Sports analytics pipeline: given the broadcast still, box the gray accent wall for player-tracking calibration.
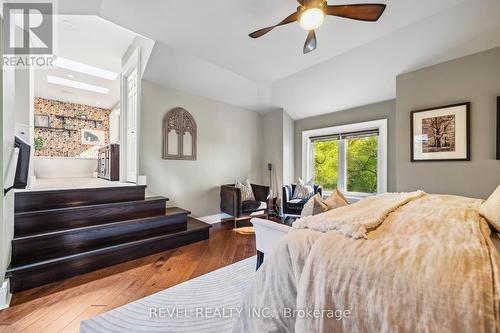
[396,47,500,199]
[294,100,397,191]
[140,80,264,217]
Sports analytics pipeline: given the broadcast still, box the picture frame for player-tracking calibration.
[34,114,50,127]
[497,96,500,160]
[410,102,470,162]
[81,129,105,145]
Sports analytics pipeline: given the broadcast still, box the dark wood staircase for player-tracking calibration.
[7,185,210,292]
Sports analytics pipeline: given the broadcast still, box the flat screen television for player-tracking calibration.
[4,136,31,194]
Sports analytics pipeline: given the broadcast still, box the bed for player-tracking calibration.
[234,191,500,333]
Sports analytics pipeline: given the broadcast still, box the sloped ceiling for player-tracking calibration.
[35,15,137,108]
[58,0,500,119]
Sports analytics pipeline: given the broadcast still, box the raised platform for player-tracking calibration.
[18,177,136,191]
[7,184,210,293]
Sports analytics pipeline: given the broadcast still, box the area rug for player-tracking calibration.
[81,256,256,333]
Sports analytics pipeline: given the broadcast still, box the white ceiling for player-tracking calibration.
[35,15,138,109]
[58,0,500,118]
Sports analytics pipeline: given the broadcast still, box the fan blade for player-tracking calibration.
[297,0,305,5]
[249,12,299,38]
[326,4,386,22]
[303,30,317,54]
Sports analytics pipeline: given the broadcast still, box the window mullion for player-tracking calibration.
[309,140,315,182]
[338,139,346,193]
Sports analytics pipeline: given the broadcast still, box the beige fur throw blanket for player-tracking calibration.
[234,194,500,333]
[293,190,425,238]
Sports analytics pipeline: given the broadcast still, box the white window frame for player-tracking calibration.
[302,119,387,202]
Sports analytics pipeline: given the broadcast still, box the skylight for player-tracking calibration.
[52,57,118,80]
[47,75,110,94]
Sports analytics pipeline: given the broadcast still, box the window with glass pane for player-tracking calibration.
[313,140,339,192]
[346,136,378,193]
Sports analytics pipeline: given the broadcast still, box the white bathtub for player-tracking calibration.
[33,156,98,179]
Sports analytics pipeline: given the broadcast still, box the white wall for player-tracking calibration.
[109,107,120,143]
[262,109,295,205]
[1,23,37,293]
[139,80,263,217]
[263,110,283,199]
[282,111,294,186]
[14,68,34,185]
[1,22,16,295]
[34,157,97,179]
[121,36,155,78]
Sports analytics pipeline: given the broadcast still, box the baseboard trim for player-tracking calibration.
[197,213,233,225]
[0,279,12,310]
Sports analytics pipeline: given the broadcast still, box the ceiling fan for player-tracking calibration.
[249,1,386,54]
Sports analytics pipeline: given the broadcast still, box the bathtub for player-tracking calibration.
[33,156,98,179]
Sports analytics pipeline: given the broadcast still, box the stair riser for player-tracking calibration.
[8,228,209,292]
[14,199,167,236]
[15,186,146,212]
[12,215,188,265]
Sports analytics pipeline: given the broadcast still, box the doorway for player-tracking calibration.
[120,49,141,183]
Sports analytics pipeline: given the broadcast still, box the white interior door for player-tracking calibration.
[120,48,141,184]
[125,70,138,183]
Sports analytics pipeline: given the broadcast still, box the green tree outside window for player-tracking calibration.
[313,140,339,192]
[313,136,377,194]
[346,136,377,193]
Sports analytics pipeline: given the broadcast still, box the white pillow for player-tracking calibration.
[292,178,314,200]
[236,179,255,201]
[479,185,500,232]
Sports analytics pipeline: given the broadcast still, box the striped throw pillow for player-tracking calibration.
[236,179,255,201]
[292,178,314,199]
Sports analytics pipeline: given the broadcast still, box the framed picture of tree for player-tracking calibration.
[410,102,470,162]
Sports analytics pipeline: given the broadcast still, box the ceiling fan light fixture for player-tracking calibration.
[248,2,387,54]
[299,7,325,30]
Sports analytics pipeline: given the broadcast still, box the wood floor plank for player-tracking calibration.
[10,275,122,333]
[0,222,256,332]
[58,305,106,333]
[38,274,131,333]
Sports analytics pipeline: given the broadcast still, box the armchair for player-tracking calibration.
[282,184,322,216]
[220,183,270,224]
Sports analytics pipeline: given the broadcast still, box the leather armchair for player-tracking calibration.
[282,184,322,216]
[220,183,270,219]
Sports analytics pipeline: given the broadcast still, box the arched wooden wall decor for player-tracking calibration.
[163,108,197,160]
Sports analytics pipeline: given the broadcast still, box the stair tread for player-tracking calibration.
[15,196,169,217]
[15,185,147,195]
[15,205,190,238]
[15,185,148,213]
[7,218,210,273]
[165,207,191,216]
[13,213,187,241]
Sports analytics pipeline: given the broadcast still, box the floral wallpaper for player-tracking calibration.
[34,97,112,157]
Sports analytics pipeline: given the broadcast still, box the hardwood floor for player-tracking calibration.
[0,222,255,333]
